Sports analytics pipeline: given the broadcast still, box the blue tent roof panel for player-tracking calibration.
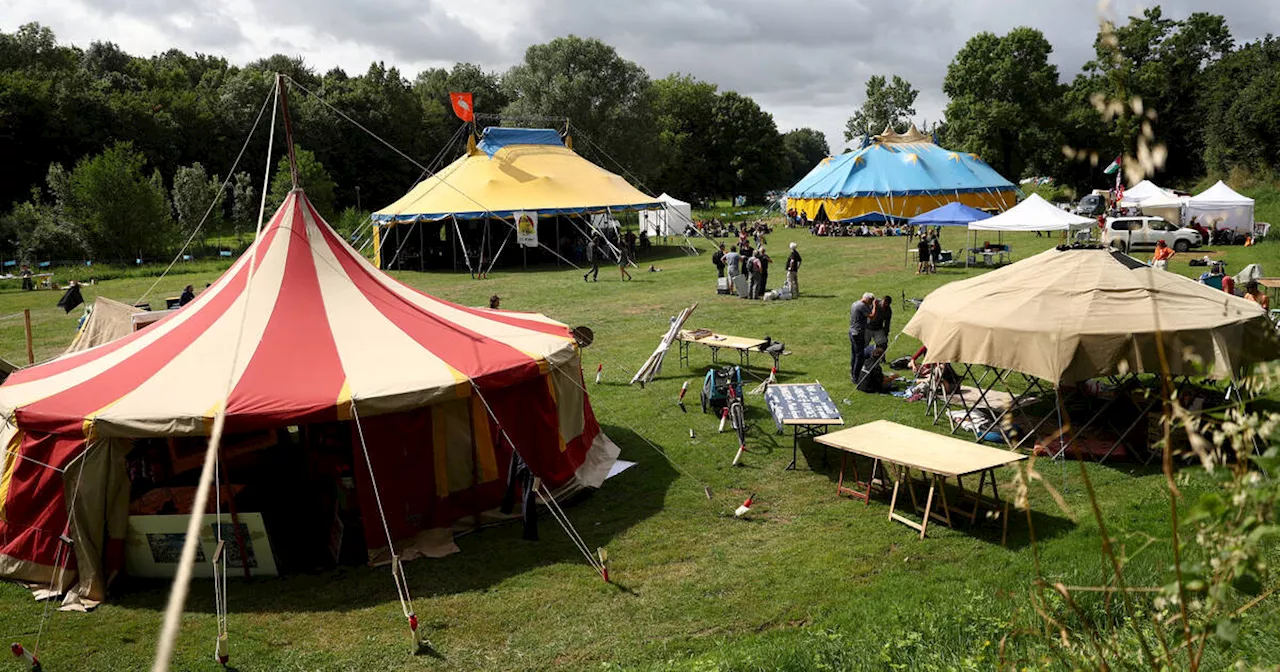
[786,140,1016,199]
[477,127,564,157]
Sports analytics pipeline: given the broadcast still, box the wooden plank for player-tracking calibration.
[816,420,1026,478]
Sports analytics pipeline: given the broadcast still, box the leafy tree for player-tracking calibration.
[267,145,337,221]
[502,36,658,184]
[63,141,174,260]
[171,162,223,241]
[941,28,1064,180]
[1076,8,1233,182]
[414,62,508,117]
[230,171,257,238]
[1202,36,1280,174]
[9,199,87,262]
[782,128,830,185]
[651,73,720,199]
[844,75,918,141]
[709,91,787,200]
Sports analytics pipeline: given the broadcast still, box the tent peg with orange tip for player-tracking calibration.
[10,643,41,672]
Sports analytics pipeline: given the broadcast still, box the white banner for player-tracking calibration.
[515,211,538,248]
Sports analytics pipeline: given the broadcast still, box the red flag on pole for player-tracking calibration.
[449,92,474,122]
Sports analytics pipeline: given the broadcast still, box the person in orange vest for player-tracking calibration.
[1150,240,1175,270]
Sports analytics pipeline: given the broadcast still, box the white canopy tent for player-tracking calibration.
[1185,181,1254,232]
[1120,180,1172,206]
[639,193,693,237]
[1122,181,1184,225]
[968,193,1095,232]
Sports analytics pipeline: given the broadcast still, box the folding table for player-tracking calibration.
[817,420,1026,540]
[677,330,767,369]
[763,382,843,470]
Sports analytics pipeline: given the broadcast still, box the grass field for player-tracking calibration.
[1,227,1278,671]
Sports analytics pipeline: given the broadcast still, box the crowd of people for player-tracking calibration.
[711,240,802,300]
[812,222,913,237]
[695,219,773,242]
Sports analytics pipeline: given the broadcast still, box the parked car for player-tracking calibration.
[1074,193,1108,217]
[1102,216,1202,253]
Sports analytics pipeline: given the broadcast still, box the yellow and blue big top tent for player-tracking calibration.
[787,125,1018,223]
[372,128,662,268]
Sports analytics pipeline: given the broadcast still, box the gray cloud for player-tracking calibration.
[3,0,1275,152]
[247,0,505,66]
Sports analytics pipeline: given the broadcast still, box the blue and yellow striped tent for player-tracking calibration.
[787,126,1018,223]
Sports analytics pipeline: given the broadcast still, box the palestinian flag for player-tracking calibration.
[1103,155,1121,175]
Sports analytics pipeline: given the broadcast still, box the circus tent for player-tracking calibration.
[786,126,1019,223]
[0,190,617,606]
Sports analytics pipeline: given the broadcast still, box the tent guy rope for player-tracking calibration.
[133,85,276,308]
[150,75,281,672]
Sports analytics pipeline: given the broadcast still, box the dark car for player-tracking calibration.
[1074,193,1107,217]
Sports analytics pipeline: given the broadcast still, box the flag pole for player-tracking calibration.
[276,73,299,189]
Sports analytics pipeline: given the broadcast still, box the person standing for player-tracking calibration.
[916,235,931,275]
[179,284,196,306]
[754,246,772,298]
[618,242,633,281]
[1151,239,1175,270]
[929,234,941,272]
[743,249,757,299]
[849,292,877,384]
[583,235,600,282]
[624,228,638,259]
[724,245,741,292]
[785,242,802,296]
[712,243,726,278]
[867,295,892,348]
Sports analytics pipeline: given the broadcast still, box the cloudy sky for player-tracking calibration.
[3,0,1275,152]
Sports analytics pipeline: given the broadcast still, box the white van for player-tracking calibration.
[1102,216,1202,253]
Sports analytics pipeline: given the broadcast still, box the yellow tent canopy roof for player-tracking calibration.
[374,127,662,223]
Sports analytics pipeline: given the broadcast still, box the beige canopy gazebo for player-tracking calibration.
[902,246,1280,459]
[904,246,1277,383]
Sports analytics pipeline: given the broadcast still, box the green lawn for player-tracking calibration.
[0,229,1277,671]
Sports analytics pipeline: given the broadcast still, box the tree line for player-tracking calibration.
[2,7,1278,263]
[845,8,1278,192]
[0,25,824,264]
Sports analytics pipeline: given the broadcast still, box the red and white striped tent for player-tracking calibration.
[0,190,617,606]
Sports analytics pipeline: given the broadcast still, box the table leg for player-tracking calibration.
[787,426,798,471]
[905,468,920,514]
[865,459,879,507]
[888,464,902,522]
[919,478,936,539]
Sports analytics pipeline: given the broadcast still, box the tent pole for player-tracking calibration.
[451,217,457,272]
[418,216,424,272]
[556,217,561,267]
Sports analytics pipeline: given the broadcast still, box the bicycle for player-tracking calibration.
[729,385,748,466]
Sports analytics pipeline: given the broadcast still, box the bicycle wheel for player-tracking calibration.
[731,401,746,447]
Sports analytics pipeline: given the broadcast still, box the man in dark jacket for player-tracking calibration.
[712,243,726,278]
[849,292,877,383]
[867,295,892,348]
